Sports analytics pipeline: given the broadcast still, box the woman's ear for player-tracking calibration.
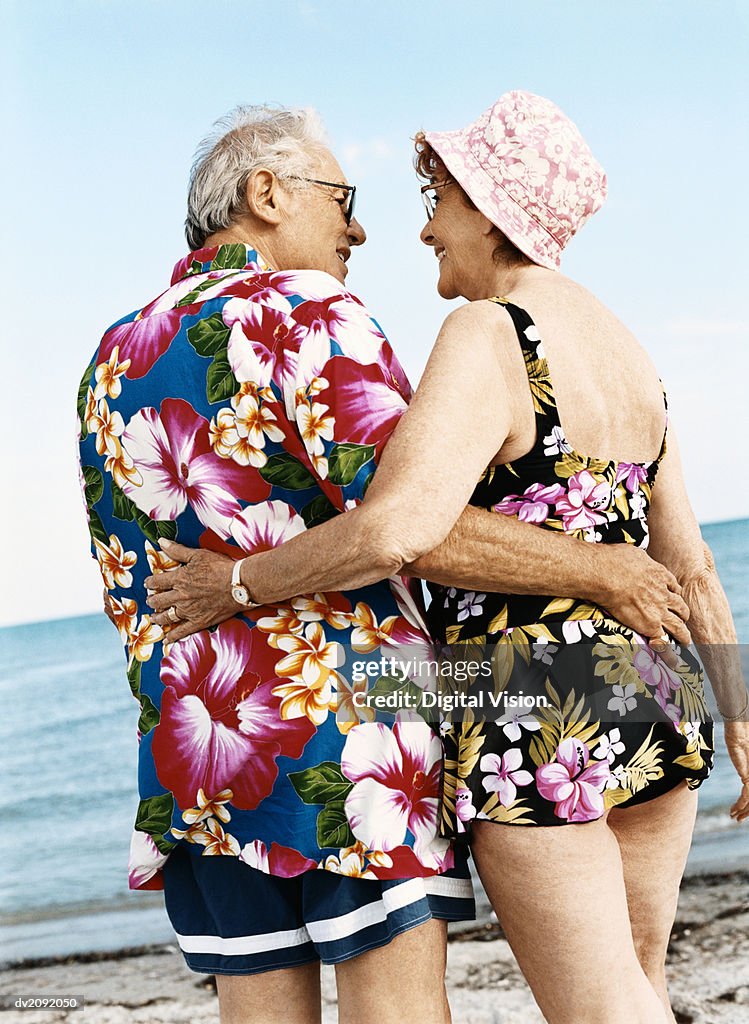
[244,168,284,225]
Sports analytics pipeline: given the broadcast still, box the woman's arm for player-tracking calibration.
[646,427,749,820]
[233,300,517,599]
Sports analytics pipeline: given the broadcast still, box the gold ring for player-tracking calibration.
[650,634,669,650]
[167,606,180,623]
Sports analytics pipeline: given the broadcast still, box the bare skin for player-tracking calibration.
[214,920,450,1024]
[471,781,697,1024]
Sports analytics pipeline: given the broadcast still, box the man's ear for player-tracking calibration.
[244,168,284,225]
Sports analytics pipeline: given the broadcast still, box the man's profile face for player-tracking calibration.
[280,148,366,284]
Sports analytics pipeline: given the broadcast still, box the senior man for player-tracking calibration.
[78,105,689,1024]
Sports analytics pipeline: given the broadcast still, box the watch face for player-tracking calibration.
[232,584,250,605]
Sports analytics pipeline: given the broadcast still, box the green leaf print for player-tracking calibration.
[300,494,339,529]
[316,800,355,849]
[87,508,109,545]
[77,360,95,438]
[186,313,231,356]
[127,658,142,700]
[83,465,104,506]
[133,510,178,544]
[137,693,160,735]
[260,453,316,490]
[111,481,137,521]
[135,793,176,853]
[206,354,240,404]
[210,243,249,270]
[327,443,376,486]
[289,761,353,805]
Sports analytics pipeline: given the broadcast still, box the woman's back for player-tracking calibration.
[426,286,669,640]
[490,276,666,470]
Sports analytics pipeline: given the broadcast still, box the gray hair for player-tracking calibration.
[185,104,329,250]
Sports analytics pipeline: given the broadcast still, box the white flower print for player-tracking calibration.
[561,618,598,643]
[629,491,647,521]
[594,728,626,764]
[443,586,458,609]
[532,639,558,665]
[543,425,573,456]
[457,592,485,622]
[608,683,638,717]
[494,709,541,742]
[606,764,629,790]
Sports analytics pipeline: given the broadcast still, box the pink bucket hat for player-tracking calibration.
[423,91,607,270]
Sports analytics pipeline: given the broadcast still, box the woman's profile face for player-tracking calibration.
[419,181,495,300]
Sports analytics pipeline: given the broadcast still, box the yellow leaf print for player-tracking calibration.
[616,725,665,794]
[479,792,536,825]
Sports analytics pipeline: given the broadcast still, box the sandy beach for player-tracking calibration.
[1,870,746,1024]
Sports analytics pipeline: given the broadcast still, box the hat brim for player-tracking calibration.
[424,127,561,271]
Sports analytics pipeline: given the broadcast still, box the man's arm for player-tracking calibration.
[402,504,691,644]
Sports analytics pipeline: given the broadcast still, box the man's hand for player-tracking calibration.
[144,540,242,642]
[103,588,117,628]
[726,720,749,823]
[594,544,691,646]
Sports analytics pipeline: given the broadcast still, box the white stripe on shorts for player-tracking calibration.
[173,876,439,956]
[305,877,425,944]
[175,924,311,956]
[423,874,474,899]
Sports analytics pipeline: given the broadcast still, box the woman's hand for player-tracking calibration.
[725,719,749,822]
[144,540,242,642]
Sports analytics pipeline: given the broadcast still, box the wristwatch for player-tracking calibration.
[231,557,259,608]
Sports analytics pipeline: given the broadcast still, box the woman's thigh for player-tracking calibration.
[470,817,669,1024]
[606,780,698,969]
[215,962,322,1024]
[335,918,450,1024]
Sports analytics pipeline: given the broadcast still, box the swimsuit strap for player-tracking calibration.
[487,297,562,433]
[489,297,670,471]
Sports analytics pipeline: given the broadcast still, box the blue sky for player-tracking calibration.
[2,0,747,625]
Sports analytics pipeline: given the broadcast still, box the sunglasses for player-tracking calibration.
[420,180,449,220]
[296,177,357,225]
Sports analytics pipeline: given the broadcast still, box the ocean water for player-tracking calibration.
[1,518,747,964]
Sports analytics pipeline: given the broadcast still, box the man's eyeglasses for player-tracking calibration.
[421,181,449,220]
[296,177,357,225]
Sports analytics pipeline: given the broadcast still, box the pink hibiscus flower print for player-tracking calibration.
[120,398,270,538]
[99,277,208,379]
[494,482,565,524]
[480,749,534,806]
[536,737,611,822]
[455,787,478,833]
[632,644,683,724]
[239,840,317,877]
[615,462,650,493]
[315,357,409,452]
[152,619,315,812]
[341,718,443,866]
[224,298,305,405]
[554,470,611,532]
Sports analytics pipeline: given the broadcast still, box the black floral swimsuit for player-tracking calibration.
[426,298,714,838]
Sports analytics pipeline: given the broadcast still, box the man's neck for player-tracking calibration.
[202,226,273,268]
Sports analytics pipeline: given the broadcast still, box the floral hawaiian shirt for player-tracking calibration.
[77,243,453,890]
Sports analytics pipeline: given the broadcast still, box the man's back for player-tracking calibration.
[78,242,451,890]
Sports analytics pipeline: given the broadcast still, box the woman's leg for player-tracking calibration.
[335,918,451,1024]
[470,816,670,1024]
[606,780,698,1023]
[215,963,322,1024]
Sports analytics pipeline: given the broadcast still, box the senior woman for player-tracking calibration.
[148,92,749,1024]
